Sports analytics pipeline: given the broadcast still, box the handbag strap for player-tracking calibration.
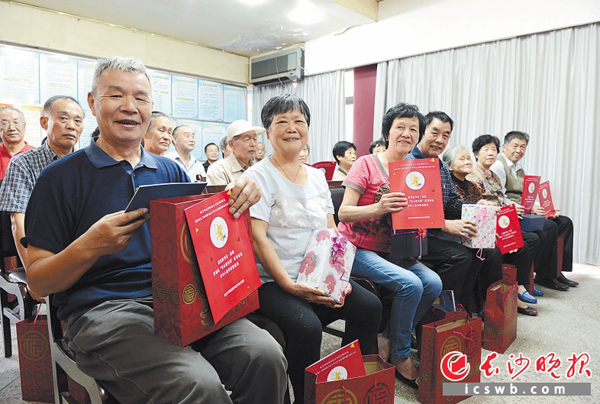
[452,325,476,343]
[475,248,485,261]
[32,303,42,325]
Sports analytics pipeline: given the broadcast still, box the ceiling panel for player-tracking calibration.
[16,0,376,56]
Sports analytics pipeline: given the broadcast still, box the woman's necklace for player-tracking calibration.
[271,155,302,183]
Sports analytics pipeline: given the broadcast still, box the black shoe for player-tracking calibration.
[557,274,579,287]
[534,277,569,291]
[518,306,538,316]
[395,369,418,389]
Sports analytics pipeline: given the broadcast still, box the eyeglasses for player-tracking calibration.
[0,120,24,128]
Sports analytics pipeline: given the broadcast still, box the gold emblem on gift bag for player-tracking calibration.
[168,287,180,307]
[440,335,462,359]
[20,330,49,362]
[180,223,193,264]
[154,282,167,302]
[322,388,357,404]
[199,308,212,326]
[182,284,197,305]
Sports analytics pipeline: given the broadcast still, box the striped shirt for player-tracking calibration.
[0,138,60,214]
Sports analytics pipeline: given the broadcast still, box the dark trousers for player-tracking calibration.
[531,219,559,280]
[505,230,540,285]
[476,233,536,303]
[553,215,574,272]
[257,279,381,403]
[419,234,481,308]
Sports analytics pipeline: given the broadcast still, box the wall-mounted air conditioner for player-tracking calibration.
[250,47,304,86]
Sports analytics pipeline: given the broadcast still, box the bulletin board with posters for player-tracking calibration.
[0,43,252,161]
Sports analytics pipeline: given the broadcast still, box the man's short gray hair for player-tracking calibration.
[441,145,470,170]
[43,96,84,118]
[0,106,26,127]
[147,111,170,132]
[91,56,151,95]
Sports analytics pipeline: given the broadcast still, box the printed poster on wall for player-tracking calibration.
[223,85,245,123]
[174,119,204,161]
[172,75,198,118]
[202,122,228,159]
[40,53,78,101]
[149,70,172,116]
[0,45,40,105]
[77,115,98,150]
[19,105,43,147]
[198,79,222,121]
[246,86,254,125]
[77,59,96,111]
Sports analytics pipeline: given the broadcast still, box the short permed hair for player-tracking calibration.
[472,135,500,160]
[369,138,386,154]
[381,103,424,147]
[261,94,311,130]
[332,141,356,164]
[441,145,469,169]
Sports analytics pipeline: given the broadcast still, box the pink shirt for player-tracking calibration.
[331,168,347,181]
[337,154,393,253]
[0,142,34,178]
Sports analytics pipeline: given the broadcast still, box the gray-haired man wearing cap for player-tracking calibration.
[207,120,264,186]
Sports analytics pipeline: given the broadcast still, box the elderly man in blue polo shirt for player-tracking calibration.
[23,56,287,404]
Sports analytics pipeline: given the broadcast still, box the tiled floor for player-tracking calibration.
[2,263,599,403]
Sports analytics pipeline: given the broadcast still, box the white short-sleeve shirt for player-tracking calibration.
[244,158,334,283]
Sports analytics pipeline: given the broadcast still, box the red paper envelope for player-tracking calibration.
[184,191,262,324]
[310,161,337,180]
[305,340,366,383]
[496,205,525,254]
[521,175,540,213]
[389,158,445,230]
[538,181,556,218]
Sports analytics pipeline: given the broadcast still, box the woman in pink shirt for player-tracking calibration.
[338,103,442,388]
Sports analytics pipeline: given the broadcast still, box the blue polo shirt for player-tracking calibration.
[24,140,189,320]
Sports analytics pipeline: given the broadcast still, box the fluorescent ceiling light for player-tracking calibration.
[238,0,269,6]
[288,0,324,25]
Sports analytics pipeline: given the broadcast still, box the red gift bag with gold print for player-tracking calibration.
[418,311,482,404]
[17,315,54,403]
[150,195,259,347]
[483,280,518,353]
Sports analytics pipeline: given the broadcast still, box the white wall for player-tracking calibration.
[305,0,600,75]
[0,2,248,84]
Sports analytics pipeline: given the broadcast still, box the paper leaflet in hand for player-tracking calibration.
[521,175,540,214]
[389,158,445,230]
[184,191,261,324]
[538,181,556,218]
[496,205,525,254]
